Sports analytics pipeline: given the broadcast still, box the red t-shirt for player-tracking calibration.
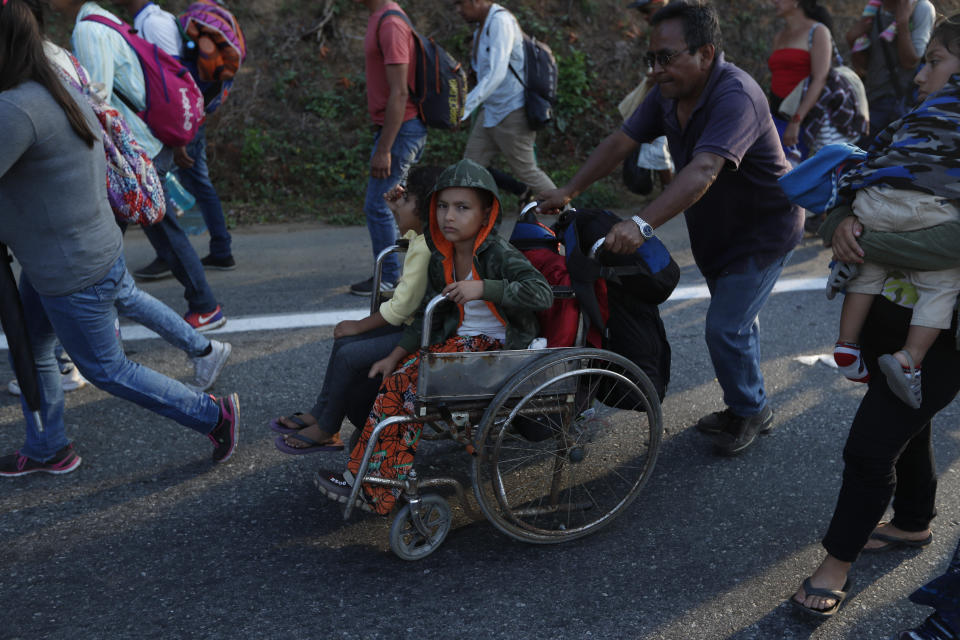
[364,3,419,125]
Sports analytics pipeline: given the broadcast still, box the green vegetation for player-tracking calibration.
[46,0,960,225]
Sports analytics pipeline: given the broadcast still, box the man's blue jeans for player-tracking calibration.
[17,255,220,462]
[363,118,427,283]
[703,251,793,417]
[143,149,219,313]
[176,124,232,260]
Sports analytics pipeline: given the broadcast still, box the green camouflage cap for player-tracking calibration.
[433,159,500,201]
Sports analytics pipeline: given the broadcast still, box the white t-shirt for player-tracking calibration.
[456,272,506,341]
[133,2,183,57]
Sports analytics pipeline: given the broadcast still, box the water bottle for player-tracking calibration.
[163,171,207,235]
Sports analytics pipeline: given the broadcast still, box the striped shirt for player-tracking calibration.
[72,2,162,158]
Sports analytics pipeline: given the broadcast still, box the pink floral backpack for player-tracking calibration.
[54,52,166,226]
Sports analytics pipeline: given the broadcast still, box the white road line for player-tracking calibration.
[0,276,828,349]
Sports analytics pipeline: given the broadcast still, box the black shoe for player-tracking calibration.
[710,406,775,456]
[696,406,774,436]
[0,444,82,477]
[350,277,374,296]
[898,613,959,640]
[133,258,172,280]
[349,277,396,297]
[200,254,236,270]
[695,408,737,435]
[314,470,373,512]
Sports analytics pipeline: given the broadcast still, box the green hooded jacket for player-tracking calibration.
[397,159,554,353]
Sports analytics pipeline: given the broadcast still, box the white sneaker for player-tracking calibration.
[7,367,88,396]
[188,340,232,392]
[61,366,87,391]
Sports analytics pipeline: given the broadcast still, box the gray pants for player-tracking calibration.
[464,107,556,195]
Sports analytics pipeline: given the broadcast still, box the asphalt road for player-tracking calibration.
[2,216,958,640]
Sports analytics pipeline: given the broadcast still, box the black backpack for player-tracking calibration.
[558,209,679,331]
[378,10,468,131]
[558,209,676,403]
[512,34,558,130]
[486,9,558,130]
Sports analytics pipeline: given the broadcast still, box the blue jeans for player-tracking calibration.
[114,274,209,358]
[176,124,232,259]
[703,251,792,417]
[17,255,220,462]
[143,150,219,314]
[363,118,427,283]
[309,324,402,433]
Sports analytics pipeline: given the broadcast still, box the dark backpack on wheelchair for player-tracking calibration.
[556,209,676,405]
[510,208,676,423]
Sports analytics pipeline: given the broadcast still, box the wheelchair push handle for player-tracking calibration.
[421,294,451,350]
[588,237,606,261]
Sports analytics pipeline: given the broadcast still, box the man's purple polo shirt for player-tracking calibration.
[623,53,803,278]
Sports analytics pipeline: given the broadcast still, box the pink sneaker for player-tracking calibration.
[208,393,239,463]
[0,444,81,477]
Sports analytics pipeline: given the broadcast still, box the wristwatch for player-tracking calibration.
[631,215,654,239]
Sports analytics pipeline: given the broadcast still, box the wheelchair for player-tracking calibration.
[345,231,663,561]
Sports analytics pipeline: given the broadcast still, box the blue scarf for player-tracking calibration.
[841,74,960,202]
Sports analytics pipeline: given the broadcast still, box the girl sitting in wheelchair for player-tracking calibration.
[315,159,554,515]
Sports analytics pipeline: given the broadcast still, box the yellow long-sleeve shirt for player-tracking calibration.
[379,230,430,326]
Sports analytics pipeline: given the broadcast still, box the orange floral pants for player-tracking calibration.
[346,334,502,515]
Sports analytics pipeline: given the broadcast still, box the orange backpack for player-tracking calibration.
[179,0,246,85]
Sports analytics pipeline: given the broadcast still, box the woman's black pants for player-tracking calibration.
[822,297,960,563]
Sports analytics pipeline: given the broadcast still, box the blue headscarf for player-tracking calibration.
[840,73,960,202]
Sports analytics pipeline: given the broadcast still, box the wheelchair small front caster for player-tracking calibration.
[389,494,452,560]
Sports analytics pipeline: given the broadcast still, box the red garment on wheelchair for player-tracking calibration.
[522,248,606,348]
[346,334,502,515]
[522,248,671,401]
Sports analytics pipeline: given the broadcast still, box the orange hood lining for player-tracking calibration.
[428,191,506,330]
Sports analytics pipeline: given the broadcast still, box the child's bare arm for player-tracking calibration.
[441,280,484,305]
[334,312,389,339]
[369,345,410,379]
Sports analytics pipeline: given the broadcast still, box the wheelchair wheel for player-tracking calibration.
[389,494,452,561]
[471,348,662,544]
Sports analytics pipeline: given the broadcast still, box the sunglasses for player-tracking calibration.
[643,48,693,69]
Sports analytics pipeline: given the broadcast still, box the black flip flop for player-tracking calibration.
[790,577,852,618]
[269,412,314,435]
[864,530,933,553]
[274,432,344,455]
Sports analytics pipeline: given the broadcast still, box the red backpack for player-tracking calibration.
[82,14,205,147]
